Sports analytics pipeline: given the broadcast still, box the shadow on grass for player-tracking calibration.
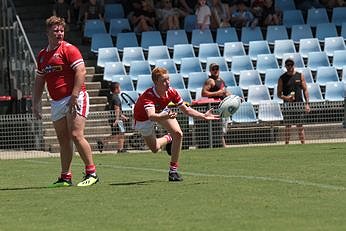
[0,186,52,191]
[109,179,162,186]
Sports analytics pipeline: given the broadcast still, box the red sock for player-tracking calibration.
[164,134,172,143]
[169,162,178,172]
[61,172,72,181]
[85,164,96,175]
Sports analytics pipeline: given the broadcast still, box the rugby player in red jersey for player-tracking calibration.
[133,67,219,181]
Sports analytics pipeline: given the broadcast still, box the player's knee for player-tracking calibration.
[171,130,183,141]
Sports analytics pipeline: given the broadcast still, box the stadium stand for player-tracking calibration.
[231,102,258,123]
[97,47,120,68]
[215,27,238,48]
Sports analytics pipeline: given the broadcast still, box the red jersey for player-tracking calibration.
[134,87,183,121]
[36,41,86,100]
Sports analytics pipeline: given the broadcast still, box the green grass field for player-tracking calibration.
[1,143,346,231]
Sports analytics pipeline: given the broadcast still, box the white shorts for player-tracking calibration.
[51,91,90,122]
[134,120,155,137]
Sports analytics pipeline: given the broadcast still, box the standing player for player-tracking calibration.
[133,67,220,181]
[32,16,99,187]
[277,58,310,144]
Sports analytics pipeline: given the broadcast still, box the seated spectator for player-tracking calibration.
[53,0,71,30]
[320,0,344,9]
[130,0,156,33]
[210,0,231,30]
[195,0,211,30]
[178,0,198,14]
[251,0,281,27]
[294,0,324,11]
[156,0,187,32]
[231,0,258,28]
[84,0,103,21]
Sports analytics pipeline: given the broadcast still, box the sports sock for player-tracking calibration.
[169,162,178,172]
[164,134,172,143]
[61,172,72,181]
[85,164,96,176]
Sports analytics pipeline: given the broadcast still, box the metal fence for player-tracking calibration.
[0,100,345,160]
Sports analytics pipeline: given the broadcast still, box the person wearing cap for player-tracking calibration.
[277,58,310,144]
[202,63,231,147]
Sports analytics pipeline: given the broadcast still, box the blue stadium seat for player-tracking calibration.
[306,83,324,102]
[296,67,314,83]
[299,38,321,59]
[342,66,346,83]
[172,44,195,65]
[223,42,246,62]
[247,85,271,105]
[191,29,214,48]
[215,27,238,47]
[112,75,135,91]
[165,29,189,50]
[258,101,284,122]
[306,8,329,27]
[187,71,208,93]
[147,45,170,66]
[109,18,131,37]
[273,39,296,59]
[91,33,113,53]
[104,4,125,23]
[198,43,221,64]
[128,60,151,81]
[241,26,263,46]
[307,51,330,71]
[121,47,145,67]
[282,53,305,68]
[283,10,305,28]
[227,86,244,98]
[231,55,254,75]
[97,47,120,68]
[103,62,126,81]
[341,22,346,41]
[155,59,177,74]
[83,19,106,39]
[264,68,285,89]
[332,50,346,71]
[120,90,139,111]
[324,82,345,101]
[315,23,338,43]
[332,7,346,26]
[248,40,271,61]
[206,57,229,72]
[116,32,138,52]
[141,31,164,51]
[324,36,346,57]
[184,14,197,33]
[272,84,283,103]
[315,66,339,86]
[179,57,202,78]
[136,74,153,93]
[169,73,186,89]
[255,54,279,74]
[219,71,236,87]
[176,88,193,105]
[238,70,262,90]
[232,102,258,123]
[275,0,296,11]
[291,24,313,44]
[266,25,289,45]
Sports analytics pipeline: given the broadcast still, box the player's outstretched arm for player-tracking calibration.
[180,104,220,120]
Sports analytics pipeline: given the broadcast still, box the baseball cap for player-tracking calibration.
[284,58,295,66]
[209,63,219,70]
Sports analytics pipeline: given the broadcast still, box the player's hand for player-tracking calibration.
[32,104,42,120]
[167,110,177,119]
[68,95,79,114]
[204,108,220,120]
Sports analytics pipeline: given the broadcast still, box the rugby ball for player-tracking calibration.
[218,95,241,118]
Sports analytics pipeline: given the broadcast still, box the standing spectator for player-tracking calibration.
[133,67,220,181]
[156,0,187,32]
[130,0,156,33]
[32,16,99,187]
[277,59,310,144]
[97,82,128,153]
[195,0,211,30]
[53,0,71,31]
[84,0,103,21]
[210,0,231,30]
[201,63,231,147]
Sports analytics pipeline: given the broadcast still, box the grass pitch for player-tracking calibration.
[1,143,346,231]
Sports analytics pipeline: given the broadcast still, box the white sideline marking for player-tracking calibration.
[26,160,346,191]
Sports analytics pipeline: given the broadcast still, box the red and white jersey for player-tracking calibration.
[36,41,86,100]
[134,87,183,121]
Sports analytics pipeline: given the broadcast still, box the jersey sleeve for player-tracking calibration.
[64,43,84,70]
[171,88,184,106]
[35,50,45,77]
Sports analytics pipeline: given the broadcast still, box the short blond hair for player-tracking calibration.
[46,16,65,30]
[151,67,168,83]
